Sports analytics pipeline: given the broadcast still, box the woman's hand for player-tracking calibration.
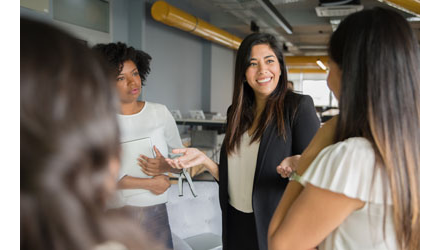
[165,148,209,170]
[145,174,170,195]
[277,155,301,178]
[165,147,220,181]
[138,146,172,176]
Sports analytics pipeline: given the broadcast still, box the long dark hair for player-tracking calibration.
[20,19,156,250]
[225,33,288,154]
[329,8,419,249]
[92,42,152,85]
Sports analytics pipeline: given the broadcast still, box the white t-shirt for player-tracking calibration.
[302,137,398,250]
[227,132,260,213]
[116,102,183,207]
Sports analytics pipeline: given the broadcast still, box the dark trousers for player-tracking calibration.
[226,203,260,250]
[116,203,174,250]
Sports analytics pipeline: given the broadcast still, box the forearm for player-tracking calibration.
[118,175,151,190]
[268,181,304,242]
[203,157,219,181]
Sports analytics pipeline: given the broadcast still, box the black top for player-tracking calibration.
[218,92,320,250]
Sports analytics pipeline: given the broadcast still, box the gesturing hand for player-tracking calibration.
[147,174,171,195]
[165,148,209,170]
[276,155,301,178]
[138,146,171,176]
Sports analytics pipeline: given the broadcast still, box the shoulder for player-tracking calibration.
[284,92,314,108]
[284,92,314,111]
[143,101,171,114]
[302,137,388,203]
[284,92,317,124]
[316,137,374,163]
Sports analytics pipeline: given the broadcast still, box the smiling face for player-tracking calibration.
[116,60,142,104]
[245,44,281,100]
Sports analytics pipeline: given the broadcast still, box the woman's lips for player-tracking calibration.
[130,88,139,94]
[256,77,272,85]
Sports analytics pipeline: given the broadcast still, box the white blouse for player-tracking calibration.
[302,137,398,250]
[115,102,183,207]
[227,132,260,213]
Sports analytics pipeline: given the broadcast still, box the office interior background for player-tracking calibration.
[18,1,432,249]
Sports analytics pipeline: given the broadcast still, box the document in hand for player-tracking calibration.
[118,137,167,206]
[120,137,155,178]
[120,137,155,198]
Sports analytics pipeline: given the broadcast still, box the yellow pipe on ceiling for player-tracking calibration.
[151,0,242,50]
[382,0,420,15]
[285,56,329,68]
[288,68,328,74]
[151,2,330,69]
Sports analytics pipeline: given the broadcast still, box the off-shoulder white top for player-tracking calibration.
[302,137,398,250]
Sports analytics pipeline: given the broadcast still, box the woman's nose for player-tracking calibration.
[258,64,268,74]
[127,76,135,85]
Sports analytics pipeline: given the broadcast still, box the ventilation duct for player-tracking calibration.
[315,0,363,17]
[151,0,242,50]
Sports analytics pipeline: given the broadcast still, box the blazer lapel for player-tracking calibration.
[253,123,276,185]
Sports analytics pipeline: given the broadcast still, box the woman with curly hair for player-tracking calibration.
[93,42,183,249]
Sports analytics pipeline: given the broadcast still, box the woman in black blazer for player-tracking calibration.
[167,33,320,250]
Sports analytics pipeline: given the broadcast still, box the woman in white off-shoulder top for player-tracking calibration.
[268,7,419,250]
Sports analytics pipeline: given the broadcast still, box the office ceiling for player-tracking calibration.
[179,0,420,56]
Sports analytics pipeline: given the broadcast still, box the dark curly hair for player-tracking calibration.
[93,42,152,85]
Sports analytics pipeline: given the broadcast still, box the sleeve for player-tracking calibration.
[291,95,320,154]
[162,105,184,158]
[118,173,127,181]
[301,138,391,204]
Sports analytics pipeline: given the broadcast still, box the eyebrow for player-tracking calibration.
[118,68,138,76]
[250,55,275,61]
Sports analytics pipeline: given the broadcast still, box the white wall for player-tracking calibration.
[111,0,236,116]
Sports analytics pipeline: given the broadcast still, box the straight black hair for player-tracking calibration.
[225,32,293,154]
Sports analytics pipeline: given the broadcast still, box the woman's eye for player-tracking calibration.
[249,62,257,67]
[267,59,274,64]
[133,72,139,76]
[117,77,124,81]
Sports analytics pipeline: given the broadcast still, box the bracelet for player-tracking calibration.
[289,170,303,183]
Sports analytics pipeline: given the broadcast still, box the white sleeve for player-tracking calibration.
[161,105,184,157]
[301,137,391,204]
[118,173,127,181]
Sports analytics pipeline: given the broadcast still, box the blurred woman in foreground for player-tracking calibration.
[21,18,161,250]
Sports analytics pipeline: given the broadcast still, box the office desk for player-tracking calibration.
[175,118,226,127]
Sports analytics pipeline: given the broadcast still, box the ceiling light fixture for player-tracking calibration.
[316,59,327,71]
[256,0,293,35]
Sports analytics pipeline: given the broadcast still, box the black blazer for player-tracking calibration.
[218,92,320,250]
